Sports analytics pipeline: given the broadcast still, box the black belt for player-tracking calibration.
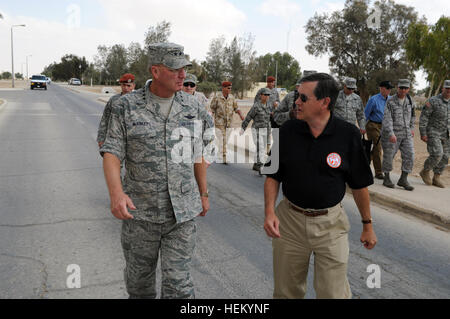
[369,120,382,124]
[288,202,328,217]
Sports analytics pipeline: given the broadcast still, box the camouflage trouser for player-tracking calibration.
[251,127,271,164]
[424,136,450,174]
[215,125,231,162]
[121,217,196,299]
[381,135,414,173]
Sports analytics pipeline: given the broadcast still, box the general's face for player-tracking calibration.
[442,87,450,99]
[182,82,196,95]
[397,86,410,99]
[120,82,135,94]
[295,81,322,121]
[153,64,186,93]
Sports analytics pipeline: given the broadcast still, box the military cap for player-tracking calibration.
[398,79,410,88]
[260,88,271,95]
[267,76,276,83]
[379,81,394,89]
[184,73,197,84]
[302,70,317,78]
[444,80,450,88]
[344,77,357,89]
[148,42,192,69]
[222,81,232,87]
[119,73,135,83]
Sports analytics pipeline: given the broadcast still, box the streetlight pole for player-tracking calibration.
[11,24,26,88]
[26,55,32,82]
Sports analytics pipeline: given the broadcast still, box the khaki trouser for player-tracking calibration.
[272,198,351,299]
[366,121,382,175]
[215,125,230,163]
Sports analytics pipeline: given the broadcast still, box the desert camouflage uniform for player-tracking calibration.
[381,95,415,173]
[333,90,366,129]
[97,94,122,144]
[100,84,214,299]
[210,92,240,162]
[242,100,271,164]
[419,93,450,174]
[273,90,297,126]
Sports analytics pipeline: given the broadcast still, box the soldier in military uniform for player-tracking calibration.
[241,88,272,172]
[182,73,208,108]
[381,79,416,191]
[100,43,215,299]
[334,77,366,134]
[273,71,317,126]
[209,81,244,164]
[97,73,136,148]
[419,80,450,188]
[254,76,280,128]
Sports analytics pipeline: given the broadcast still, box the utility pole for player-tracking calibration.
[26,55,32,81]
[11,24,26,88]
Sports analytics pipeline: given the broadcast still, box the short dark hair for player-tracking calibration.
[299,73,339,111]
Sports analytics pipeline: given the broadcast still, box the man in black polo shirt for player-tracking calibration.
[263,73,377,299]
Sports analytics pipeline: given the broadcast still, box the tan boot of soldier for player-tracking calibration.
[420,169,432,185]
[432,174,445,188]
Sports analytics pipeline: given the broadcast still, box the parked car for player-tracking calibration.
[30,75,47,90]
[68,78,81,85]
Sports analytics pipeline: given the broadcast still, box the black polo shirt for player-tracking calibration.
[265,114,373,209]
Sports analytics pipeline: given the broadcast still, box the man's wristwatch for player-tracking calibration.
[362,218,372,224]
[200,191,209,198]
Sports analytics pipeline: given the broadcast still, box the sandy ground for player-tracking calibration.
[0,79,29,89]
[231,106,450,185]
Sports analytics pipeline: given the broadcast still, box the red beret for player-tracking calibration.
[119,73,135,83]
[267,76,275,82]
[222,81,232,87]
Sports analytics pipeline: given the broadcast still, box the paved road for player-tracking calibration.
[0,85,449,299]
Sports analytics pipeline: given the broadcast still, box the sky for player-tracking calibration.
[0,0,448,89]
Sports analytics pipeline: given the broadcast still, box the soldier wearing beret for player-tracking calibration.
[209,81,244,164]
[241,87,272,173]
[334,77,366,135]
[100,42,215,299]
[97,73,136,148]
[381,79,416,191]
[419,80,450,188]
[255,76,281,128]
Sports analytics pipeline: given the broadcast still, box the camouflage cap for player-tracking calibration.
[302,70,317,78]
[260,88,271,95]
[344,77,357,89]
[184,73,197,84]
[398,79,410,88]
[444,80,450,88]
[148,42,192,69]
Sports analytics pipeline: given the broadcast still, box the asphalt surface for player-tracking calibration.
[0,84,449,299]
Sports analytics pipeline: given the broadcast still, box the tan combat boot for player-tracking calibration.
[420,169,432,185]
[432,174,445,188]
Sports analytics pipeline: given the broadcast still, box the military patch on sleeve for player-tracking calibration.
[184,115,195,119]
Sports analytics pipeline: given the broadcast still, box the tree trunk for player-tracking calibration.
[428,73,435,99]
[434,77,444,96]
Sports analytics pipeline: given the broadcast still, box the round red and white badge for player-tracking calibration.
[327,153,342,168]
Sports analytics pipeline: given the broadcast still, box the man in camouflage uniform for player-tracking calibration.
[419,80,450,188]
[97,73,136,148]
[241,88,272,172]
[273,71,317,126]
[334,77,366,134]
[100,43,215,299]
[182,73,208,108]
[254,76,280,128]
[209,81,244,164]
[381,79,416,191]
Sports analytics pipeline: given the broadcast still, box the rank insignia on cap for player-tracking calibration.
[327,153,342,168]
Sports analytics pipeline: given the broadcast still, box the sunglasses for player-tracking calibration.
[398,87,409,90]
[183,83,196,88]
[263,94,270,96]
